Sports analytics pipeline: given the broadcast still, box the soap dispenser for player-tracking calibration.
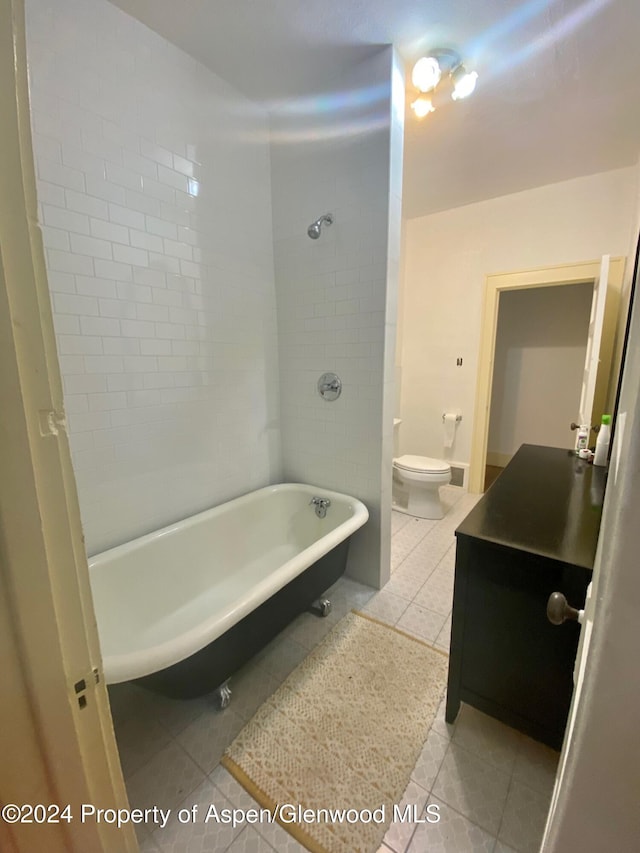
[593,414,611,467]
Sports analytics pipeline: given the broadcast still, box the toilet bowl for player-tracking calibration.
[393,455,451,519]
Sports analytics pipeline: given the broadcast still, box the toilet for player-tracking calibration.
[393,455,451,519]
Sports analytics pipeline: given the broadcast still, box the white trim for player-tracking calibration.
[578,255,610,424]
[469,258,625,494]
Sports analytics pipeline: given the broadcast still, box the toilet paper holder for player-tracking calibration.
[442,413,462,422]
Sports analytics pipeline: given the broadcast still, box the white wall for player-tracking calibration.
[271,47,403,587]
[398,167,638,467]
[26,0,280,554]
[488,283,593,460]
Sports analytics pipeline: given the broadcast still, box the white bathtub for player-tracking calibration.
[89,483,368,693]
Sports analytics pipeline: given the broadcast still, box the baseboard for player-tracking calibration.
[486,451,512,468]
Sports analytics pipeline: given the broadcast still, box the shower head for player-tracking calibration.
[307,213,334,240]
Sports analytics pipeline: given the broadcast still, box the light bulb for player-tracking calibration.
[451,69,478,101]
[410,97,435,119]
[411,57,441,93]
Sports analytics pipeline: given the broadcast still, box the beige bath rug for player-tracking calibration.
[222,610,448,853]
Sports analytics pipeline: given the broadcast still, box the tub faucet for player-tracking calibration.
[310,496,331,518]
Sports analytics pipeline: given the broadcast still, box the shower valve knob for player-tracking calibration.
[317,372,341,401]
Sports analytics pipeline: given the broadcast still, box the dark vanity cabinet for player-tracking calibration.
[446,445,606,749]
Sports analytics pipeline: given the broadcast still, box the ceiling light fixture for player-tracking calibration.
[410,97,436,118]
[410,49,478,118]
[451,66,478,101]
[411,56,441,93]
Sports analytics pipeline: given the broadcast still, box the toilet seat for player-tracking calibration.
[394,455,450,475]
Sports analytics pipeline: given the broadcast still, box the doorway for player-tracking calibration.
[469,258,625,494]
[485,282,594,487]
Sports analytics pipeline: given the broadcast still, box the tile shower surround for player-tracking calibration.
[26,0,280,554]
[270,47,403,585]
[111,488,559,853]
[27,0,401,590]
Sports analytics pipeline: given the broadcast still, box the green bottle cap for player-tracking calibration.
[601,414,611,425]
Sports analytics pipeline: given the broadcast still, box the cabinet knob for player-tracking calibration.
[547,591,584,625]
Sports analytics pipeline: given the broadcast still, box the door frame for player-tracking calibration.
[469,257,625,493]
[0,2,135,850]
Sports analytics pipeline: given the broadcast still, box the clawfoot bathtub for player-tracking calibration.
[89,483,368,701]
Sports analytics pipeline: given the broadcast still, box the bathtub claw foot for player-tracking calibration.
[215,681,232,710]
[309,597,332,618]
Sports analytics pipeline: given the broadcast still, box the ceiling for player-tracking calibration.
[110,0,640,218]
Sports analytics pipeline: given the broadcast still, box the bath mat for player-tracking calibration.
[222,610,448,853]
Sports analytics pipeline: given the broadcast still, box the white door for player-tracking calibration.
[0,4,137,850]
[541,248,640,850]
[576,254,610,437]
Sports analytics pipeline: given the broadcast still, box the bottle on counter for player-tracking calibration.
[575,423,590,455]
[593,414,612,467]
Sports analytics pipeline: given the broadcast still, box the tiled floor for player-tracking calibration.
[109,485,559,853]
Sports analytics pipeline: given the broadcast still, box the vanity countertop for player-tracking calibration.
[457,444,606,570]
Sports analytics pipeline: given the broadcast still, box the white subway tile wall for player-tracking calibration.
[270,48,403,585]
[26,0,280,554]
